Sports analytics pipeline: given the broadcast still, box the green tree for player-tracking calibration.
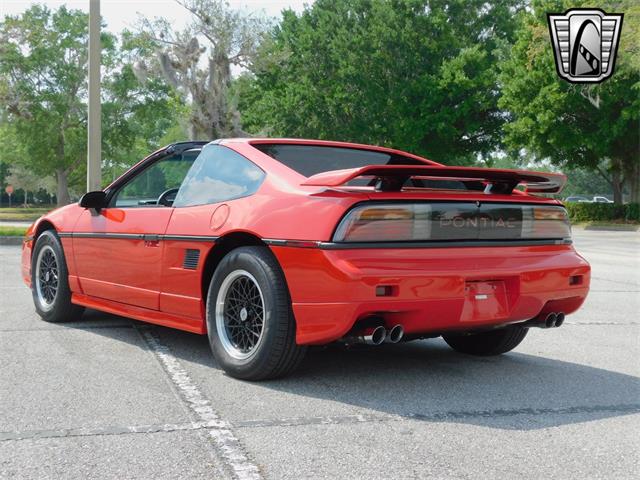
[240,0,525,165]
[561,164,613,199]
[499,0,640,203]
[6,164,55,207]
[0,121,17,201]
[101,61,184,183]
[0,5,180,206]
[0,5,102,205]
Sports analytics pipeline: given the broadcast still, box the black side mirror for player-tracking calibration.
[79,191,107,210]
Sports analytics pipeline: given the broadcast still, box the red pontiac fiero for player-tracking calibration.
[22,139,590,380]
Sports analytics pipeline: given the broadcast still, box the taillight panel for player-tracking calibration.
[333,202,571,243]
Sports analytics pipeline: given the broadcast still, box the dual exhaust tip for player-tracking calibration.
[345,324,404,346]
[523,312,566,329]
[544,312,565,328]
[348,311,566,342]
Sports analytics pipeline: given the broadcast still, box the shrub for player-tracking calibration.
[626,203,640,222]
[0,226,28,236]
[564,202,640,223]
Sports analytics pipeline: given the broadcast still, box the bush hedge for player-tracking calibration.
[0,226,28,236]
[564,202,640,223]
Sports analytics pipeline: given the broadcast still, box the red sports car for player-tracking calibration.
[22,139,590,380]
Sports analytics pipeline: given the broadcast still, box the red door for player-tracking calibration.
[71,145,200,310]
[72,207,173,310]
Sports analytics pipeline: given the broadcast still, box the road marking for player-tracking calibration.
[0,420,220,442]
[234,413,392,429]
[234,403,640,429]
[591,276,640,287]
[138,328,262,480]
[565,321,640,326]
[0,324,133,332]
[4,403,638,443]
[589,290,640,293]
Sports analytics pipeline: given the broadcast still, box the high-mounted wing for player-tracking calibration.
[301,165,566,194]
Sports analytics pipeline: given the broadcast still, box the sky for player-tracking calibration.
[0,0,312,32]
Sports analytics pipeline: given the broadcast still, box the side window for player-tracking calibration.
[111,150,199,207]
[172,145,265,208]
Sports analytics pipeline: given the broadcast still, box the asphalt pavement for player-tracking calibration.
[1,229,639,479]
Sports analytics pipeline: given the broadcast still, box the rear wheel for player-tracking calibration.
[31,230,84,323]
[206,246,306,380]
[442,325,528,356]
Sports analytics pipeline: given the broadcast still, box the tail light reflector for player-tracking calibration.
[333,203,571,243]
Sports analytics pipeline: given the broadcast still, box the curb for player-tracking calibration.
[0,237,24,246]
[582,225,639,232]
[0,221,33,228]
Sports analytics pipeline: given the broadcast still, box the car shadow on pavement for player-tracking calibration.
[74,309,640,432]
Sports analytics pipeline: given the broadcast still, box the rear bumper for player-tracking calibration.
[271,244,590,345]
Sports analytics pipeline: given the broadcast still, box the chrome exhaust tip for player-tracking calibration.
[545,313,557,328]
[554,312,565,327]
[366,326,387,345]
[343,325,387,345]
[385,324,404,344]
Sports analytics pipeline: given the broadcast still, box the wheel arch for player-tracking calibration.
[32,220,57,249]
[200,231,269,304]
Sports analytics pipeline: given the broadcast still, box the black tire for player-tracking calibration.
[206,246,306,380]
[442,325,528,356]
[31,230,85,323]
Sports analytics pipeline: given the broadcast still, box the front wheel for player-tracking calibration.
[442,325,528,356]
[31,230,85,323]
[206,246,306,380]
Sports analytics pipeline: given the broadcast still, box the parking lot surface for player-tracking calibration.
[1,229,639,479]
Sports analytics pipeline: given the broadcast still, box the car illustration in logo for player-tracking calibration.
[547,8,623,83]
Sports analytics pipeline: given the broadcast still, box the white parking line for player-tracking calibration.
[138,328,263,480]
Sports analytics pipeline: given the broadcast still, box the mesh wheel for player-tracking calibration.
[31,230,84,323]
[206,246,306,380]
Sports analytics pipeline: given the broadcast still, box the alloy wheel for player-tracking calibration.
[215,269,266,360]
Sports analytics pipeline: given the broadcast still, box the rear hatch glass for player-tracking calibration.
[253,143,475,191]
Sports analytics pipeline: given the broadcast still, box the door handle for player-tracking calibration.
[143,234,160,247]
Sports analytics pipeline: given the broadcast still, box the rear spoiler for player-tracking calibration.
[301,165,566,194]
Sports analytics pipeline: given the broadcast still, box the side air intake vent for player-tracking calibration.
[183,249,200,270]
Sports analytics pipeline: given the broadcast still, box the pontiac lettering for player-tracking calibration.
[440,216,518,228]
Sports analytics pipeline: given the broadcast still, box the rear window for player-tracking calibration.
[253,143,473,190]
[253,144,425,177]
